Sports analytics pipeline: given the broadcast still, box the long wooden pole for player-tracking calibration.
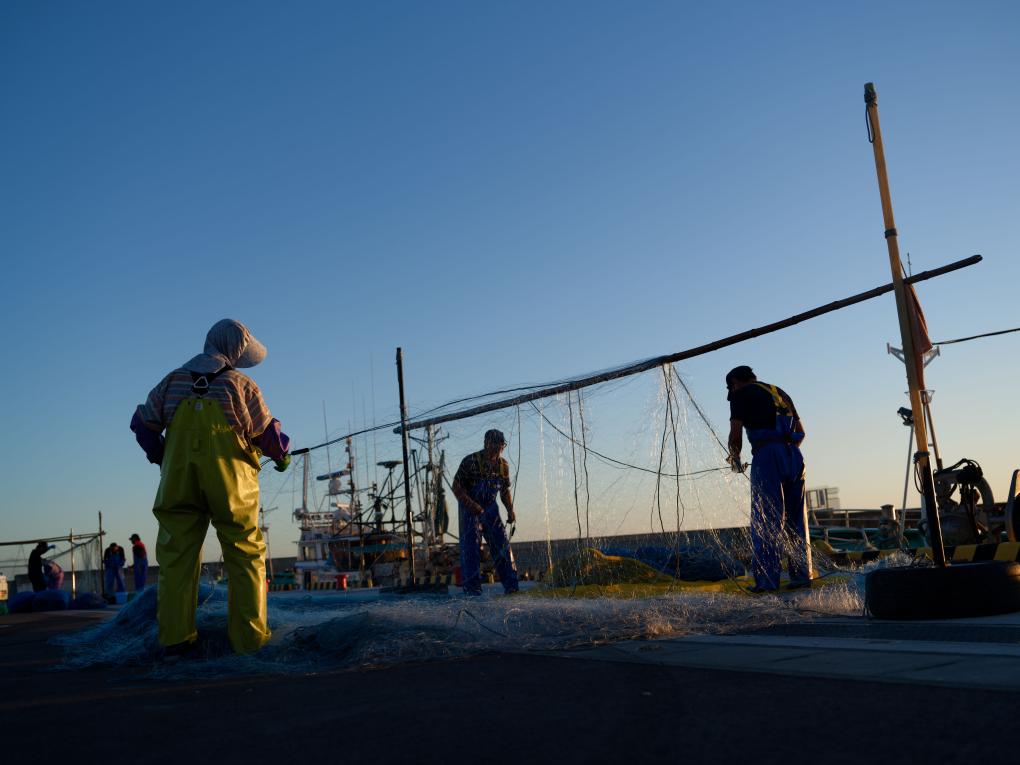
[399,255,980,433]
[864,82,946,566]
[396,348,417,580]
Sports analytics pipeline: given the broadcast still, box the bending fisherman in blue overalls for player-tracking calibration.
[452,429,520,595]
[726,366,812,593]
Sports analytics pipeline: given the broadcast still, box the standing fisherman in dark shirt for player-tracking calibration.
[103,543,127,594]
[28,541,52,592]
[726,366,812,593]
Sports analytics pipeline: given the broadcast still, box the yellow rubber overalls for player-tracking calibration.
[152,391,271,654]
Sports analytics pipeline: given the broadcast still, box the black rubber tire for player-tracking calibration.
[865,561,1020,620]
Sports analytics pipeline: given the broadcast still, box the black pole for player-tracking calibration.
[397,255,980,433]
[396,348,417,581]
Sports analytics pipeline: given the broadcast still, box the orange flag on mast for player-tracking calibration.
[906,282,933,388]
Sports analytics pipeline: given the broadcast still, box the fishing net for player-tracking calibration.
[258,363,775,593]
[55,569,867,678]
[54,361,869,676]
[389,363,780,592]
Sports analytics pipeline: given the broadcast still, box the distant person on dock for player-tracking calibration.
[28,541,53,592]
[452,429,520,595]
[104,542,126,594]
[130,319,290,655]
[726,366,812,593]
[129,533,148,590]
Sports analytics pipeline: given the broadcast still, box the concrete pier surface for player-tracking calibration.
[4,606,1020,764]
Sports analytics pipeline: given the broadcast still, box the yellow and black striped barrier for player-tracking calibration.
[918,541,1020,563]
[398,574,457,587]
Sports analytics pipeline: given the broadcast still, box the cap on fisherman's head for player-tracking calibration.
[183,319,268,374]
[725,365,756,387]
[130,534,141,542]
[205,319,267,369]
[484,429,507,446]
[725,365,756,401]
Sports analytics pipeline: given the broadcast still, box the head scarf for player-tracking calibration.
[182,319,268,374]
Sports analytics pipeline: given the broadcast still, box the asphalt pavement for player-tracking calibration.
[3,607,1020,764]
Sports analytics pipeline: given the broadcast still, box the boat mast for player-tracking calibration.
[396,348,417,581]
[426,424,436,550]
[301,453,310,514]
[864,82,946,566]
[346,436,359,535]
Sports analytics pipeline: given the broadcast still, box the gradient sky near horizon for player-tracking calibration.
[2,1,1018,563]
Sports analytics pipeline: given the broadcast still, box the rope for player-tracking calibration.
[665,366,687,533]
[528,401,729,480]
[577,391,592,540]
[566,393,584,541]
[934,326,1020,345]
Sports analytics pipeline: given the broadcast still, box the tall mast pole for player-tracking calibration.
[426,424,436,549]
[396,348,417,581]
[69,528,76,599]
[98,511,105,597]
[346,437,359,535]
[864,82,946,566]
[301,453,310,513]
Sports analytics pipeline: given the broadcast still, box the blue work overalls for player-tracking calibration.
[458,456,519,595]
[104,552,126,594]
[746,383,811,590]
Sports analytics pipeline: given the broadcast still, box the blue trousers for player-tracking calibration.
[459,503,519,595]
[104,567,126,593]
[749,441,811,590]
[133,560,148,591]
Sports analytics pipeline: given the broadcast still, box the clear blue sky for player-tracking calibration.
[2,1,1018,561]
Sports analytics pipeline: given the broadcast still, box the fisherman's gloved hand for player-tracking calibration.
[274,454,291,473]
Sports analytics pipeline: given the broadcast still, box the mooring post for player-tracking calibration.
[396,348,418,582]
[864,82,946,566]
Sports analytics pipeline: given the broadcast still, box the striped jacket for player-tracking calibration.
[136,368,274,442]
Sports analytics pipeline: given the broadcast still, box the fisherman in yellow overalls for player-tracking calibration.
[131,319,290,655]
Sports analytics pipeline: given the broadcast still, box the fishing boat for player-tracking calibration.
[290,435,462,590]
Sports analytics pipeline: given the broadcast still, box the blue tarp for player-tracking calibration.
[9,591,36,613]
[71,592,108,610]
[32,589,71,611]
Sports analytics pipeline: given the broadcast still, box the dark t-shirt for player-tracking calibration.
[132,541,148,564]
[729,382,799,431]
[28,549,45,583]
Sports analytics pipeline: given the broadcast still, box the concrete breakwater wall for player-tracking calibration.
[509,527,751,578]
[7,531,753,594]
